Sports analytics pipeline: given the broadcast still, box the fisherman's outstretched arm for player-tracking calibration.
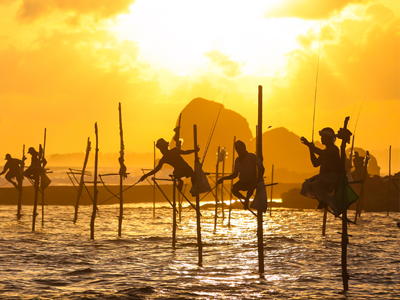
[217,171,239,184]
[179,145,200,155]
[140,163,163,181]
[0,163,9,175]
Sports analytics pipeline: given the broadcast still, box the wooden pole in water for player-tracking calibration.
[17,145,25,220]
[74,138,91,224]
[221,148,225,221]
[322,208,328,236]
[118,103,125,237]
[90,123,99,240]
[214,146,220,232]
[355,151,370,223]
[228,136,236,228]
[193,124,203,266]
[269,164,274,217]
[257,85,265,275]
[153,141,156,218]
[387,145,391,216]
[339,116,351,291]
[32,144,40,232]
[172,176,177,249]
[41,128,47,227]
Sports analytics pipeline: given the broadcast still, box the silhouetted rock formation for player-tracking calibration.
[172,98,253,172]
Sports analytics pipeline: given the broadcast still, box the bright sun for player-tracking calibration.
[111,0,317,76]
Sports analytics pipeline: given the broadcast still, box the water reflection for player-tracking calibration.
[0,204,399,299]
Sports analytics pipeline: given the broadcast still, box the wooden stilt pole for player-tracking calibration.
[118,103,126,237]
[17,145,25,220]
[172,176,177,249]
[269,164,274,217]
[355,151,370,223]
[228,136,236,228]
[32,143,41,232]
[32,170,40,231]
[322,208,328,236]
[74,138,91,224]
[41,129,47,227]
[153,141,156,218]
[221,148,225,221]
[214,146,220,232]
[257,85,265,276]
[90,123,99,240]
[193,124,203,266]
[387,145,391,216]
[338,117,351,292]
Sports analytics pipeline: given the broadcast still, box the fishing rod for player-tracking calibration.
[201,90,227,165]
[311,46,321,142]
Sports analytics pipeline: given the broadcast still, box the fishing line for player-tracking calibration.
[201,90,227,165]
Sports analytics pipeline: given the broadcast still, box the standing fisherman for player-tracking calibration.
[217,140,265,209]
[300,127,341,216]
[0,154,25,190]
[139,138,199,192]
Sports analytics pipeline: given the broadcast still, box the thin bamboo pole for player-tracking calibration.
[90,123,99,240]
[221,149,225,220]
[214,146,220,232]
[387,145,391,216]
[153,141,156,218]
[354,151,370,222]
[257,85,265,276]
[32,144,40,232]
[193,124,203,266]
[74,138,91,224]
[339,117,351,291]
[118,103,125,237]
[269,164,274,217]
[228,136,236,228]
[17,145,25,220]
[172,177,177,249]
[41,129,47,227]
[322,209,328,236]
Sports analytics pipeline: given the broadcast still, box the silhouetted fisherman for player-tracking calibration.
[352,151,366,180]
[23,147,40,180]
[0,154,25,190]
[139,138,199,191]
[300,128,341,216]
[217,140,265,209]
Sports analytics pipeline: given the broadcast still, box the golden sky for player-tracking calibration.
[0,0,399,172]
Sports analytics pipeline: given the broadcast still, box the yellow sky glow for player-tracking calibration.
[0,0,398,175]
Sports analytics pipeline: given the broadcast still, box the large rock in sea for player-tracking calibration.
[171,98,253,172]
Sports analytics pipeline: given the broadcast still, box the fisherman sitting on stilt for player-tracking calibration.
[139,138,199,191]
[300,128,341,216]
[0,154,25,191]
[217,140,264,209]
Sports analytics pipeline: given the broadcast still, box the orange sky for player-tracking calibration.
[0,0,399,174]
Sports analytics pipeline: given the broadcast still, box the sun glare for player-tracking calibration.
[110,0,316,76]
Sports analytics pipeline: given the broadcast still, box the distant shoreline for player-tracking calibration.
[1,180,398,213]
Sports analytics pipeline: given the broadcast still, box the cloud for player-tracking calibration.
[266,0,366,19]
[204,50,242,77]
[17,0,134,23]
[264,3,399,149]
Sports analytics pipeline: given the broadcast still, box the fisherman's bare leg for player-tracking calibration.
[232,185,247,208]
[5,173,18,190]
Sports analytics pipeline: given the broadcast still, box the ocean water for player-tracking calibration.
[0,203,399,300]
